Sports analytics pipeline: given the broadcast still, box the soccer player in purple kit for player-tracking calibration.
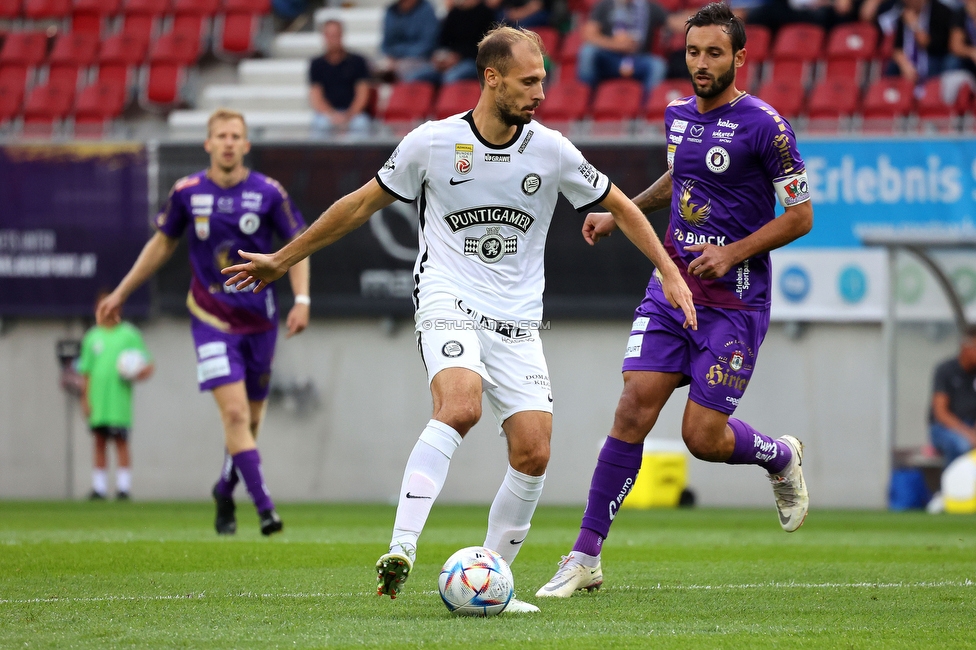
[536,2,814,598]
[96,108,309,536]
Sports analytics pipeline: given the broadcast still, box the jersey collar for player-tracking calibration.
[462,111,525,150]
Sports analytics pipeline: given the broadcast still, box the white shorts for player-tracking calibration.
[415,293,553,431]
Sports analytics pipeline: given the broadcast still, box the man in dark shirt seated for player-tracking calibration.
[309,19,372,136]
[930,325,976,466]
[412,0,497,85]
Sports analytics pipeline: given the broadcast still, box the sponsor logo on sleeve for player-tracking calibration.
[669,134,683,144]
[578,161,600,188]
[382,146,399,171]
[670,119,688,133]
[442,340,464,357]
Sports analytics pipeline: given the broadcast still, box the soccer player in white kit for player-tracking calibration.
[223,26,697,612]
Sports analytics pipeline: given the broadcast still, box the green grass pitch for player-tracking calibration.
[1,501,974,648]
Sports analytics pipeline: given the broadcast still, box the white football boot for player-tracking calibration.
[504,596,540,613]
[768,435,809,532]
[375,542,416,599]
[535,553,603,598]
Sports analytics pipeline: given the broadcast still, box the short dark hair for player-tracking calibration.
[685,2,746,53]
[476,25,544,88]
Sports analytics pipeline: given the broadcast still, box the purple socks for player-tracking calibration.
[725,418,792,474]
[213,451,240,498]
[231,448,274,513]
[573,436,644,557]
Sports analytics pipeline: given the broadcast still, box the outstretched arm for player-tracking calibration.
[97,231,180,326]
[285,253,311,338]
[600,183,697,330]
[223,178,397,292]
[582,171,672,244]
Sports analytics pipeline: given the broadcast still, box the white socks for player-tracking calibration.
[116,468,131,493]
[390,420,462,550]
[92,469,107,496]
[484,465,545,566]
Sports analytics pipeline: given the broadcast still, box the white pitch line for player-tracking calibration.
[1,580,972,605]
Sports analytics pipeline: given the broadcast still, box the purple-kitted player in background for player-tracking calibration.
[97,108,310,536]
[537,2,814,598]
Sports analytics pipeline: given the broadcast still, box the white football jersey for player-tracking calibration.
[376,111,611,322]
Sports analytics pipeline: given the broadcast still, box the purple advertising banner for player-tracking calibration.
[0,143,151,317]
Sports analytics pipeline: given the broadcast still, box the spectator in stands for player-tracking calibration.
[376,0,441,82]
[745,0,836,33]
[950,0,976,78]
[413,0,497,84]
[888,0,958,85]
[487,0,552,28]
[929,326,976,467]
[309,19,372,136]
[576,0,682,94]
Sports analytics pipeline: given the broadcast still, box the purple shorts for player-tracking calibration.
[190,317,277,401]
[621,282,769,415]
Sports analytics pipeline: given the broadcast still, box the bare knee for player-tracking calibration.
[611,391,657,444]
[434,401,482,435]
[682,423,730,462]
[510,439,550,476]
[220,403,250,432]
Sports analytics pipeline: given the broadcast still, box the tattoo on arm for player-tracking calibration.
[631,173,672,215]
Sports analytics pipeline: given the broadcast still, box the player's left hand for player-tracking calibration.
[286,304,309,338]
[684,243,736,279]
[222,250,286,293]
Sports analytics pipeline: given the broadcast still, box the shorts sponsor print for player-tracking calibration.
[621,283,769,414]
[416,293,552,431]
[191,317,277,400]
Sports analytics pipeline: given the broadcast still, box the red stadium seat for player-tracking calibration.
[48,31,99,67]
[822,58,860,84]
[149,28,202,65]
[99,31,150,66]
[47,63,81,88]
[860,77,913,133]
[826,22,878,62]
[433,80,480,119]
[590,78,642,121]
[0,31,48,66]
[0,0,21,20]
[0,62,30,90]
[124,0,169,14]
[755,78,804,120]
[768,59,807,88]
[558,28,582,66]
[379,80,434,123]
[535,77,590,123]
[73,78,125,135]
[173,0,218,14]
[22,79,74,134]
[806,77,859,132]
[644,78,692,125]
[529,26,560,60]
[0,76,25,125]
[745,24,771,61]
[915,77,957,133]
[23,0,71,20]
[140,61,186,109]
[71,0,121,35]
[213,12,260,60]
[223,0,270,12]
[771,23,824,63]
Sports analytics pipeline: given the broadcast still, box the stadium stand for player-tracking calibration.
[433,79,479,120]
[806,76,860,133]
[860,76,914,133]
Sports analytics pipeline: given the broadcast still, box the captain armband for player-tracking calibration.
[773,171,811,208]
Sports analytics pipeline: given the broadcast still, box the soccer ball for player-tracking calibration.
[438,546,514,616]
[116,349,148,381]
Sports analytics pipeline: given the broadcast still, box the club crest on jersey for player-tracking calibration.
[195,215,210,240]
[522,173,541,195]
[455,143,474,175]
[442,340,463,357]
[706,146,730,174]
[465,226,517,264]
[730,351,744,371]
[239,212,260,235]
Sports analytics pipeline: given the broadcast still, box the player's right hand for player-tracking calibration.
[222,250,285,293]
[582,212,618,245]
[96,293,123,327]
[659,270,698,331]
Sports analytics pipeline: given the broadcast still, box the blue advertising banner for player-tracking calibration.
[794,138,976,249]
[0,144,151,317]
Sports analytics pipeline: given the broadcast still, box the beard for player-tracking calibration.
[495,86,534,126]
[692,60,736,99]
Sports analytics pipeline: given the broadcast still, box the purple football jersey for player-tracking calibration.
[154,170,305,334]
[661,93,807,310]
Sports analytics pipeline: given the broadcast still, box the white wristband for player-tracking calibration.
[294,294,311,306]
